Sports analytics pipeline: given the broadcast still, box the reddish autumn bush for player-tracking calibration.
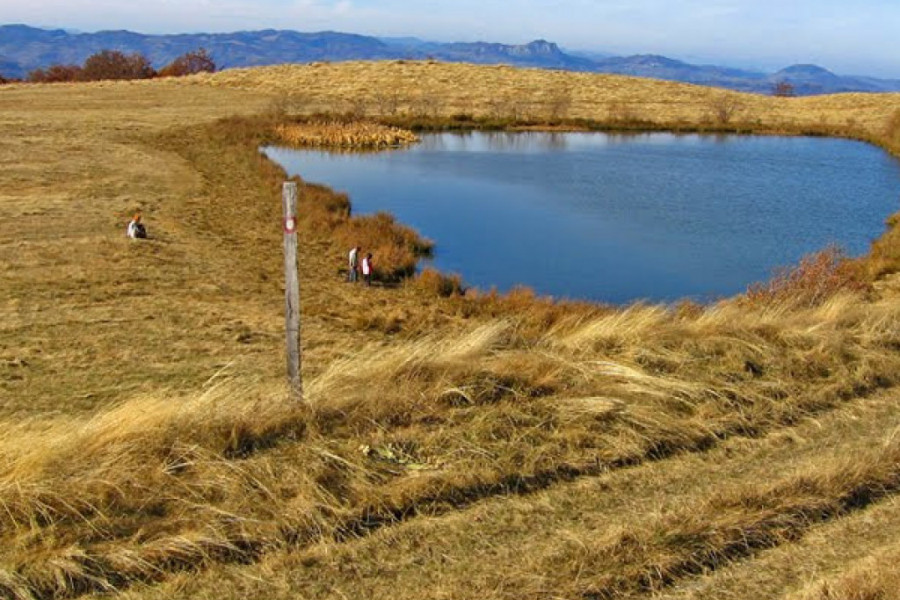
[743,245,869,308]
[158,48,216,77]
[28,64,83,83]
[80,50,156,81]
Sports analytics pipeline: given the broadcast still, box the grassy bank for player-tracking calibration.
[1,64,900,599]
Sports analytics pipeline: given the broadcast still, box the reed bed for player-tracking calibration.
[273,121,418,149]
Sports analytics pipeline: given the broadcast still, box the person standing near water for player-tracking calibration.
[361,252,373,286]
[348,246,361,282]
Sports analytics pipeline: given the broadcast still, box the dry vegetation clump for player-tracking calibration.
[410,267,465,297]
[332,212,433,281]
[742,246,870,309]
[274,120,418,149]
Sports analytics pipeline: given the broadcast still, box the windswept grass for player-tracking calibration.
[792,543,900,600]
[3,285,898,598]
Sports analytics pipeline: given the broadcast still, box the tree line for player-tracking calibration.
[0,48,215,84]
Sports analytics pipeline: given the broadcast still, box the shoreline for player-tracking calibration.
[261,114,900,304]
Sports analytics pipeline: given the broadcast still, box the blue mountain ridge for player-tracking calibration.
[2,24,899,95]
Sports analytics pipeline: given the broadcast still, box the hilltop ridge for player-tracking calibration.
[3,23,900,94]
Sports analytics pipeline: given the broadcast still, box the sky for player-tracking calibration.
[4,0,900,77]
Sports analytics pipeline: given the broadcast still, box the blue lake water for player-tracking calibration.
[265,132,900,304]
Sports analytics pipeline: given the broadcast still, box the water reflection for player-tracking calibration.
[418,130,572,152]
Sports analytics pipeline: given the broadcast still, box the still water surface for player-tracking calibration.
[266,132,900,303]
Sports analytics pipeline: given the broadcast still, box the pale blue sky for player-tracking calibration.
[4,0,899,77]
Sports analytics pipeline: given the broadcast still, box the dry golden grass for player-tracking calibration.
[92,388,900,600]
[196,61,900,136]
[791,544,900,600]
[2,62,900,599]
[274,120,418,149]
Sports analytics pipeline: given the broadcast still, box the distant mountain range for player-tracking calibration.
[2,24,900,96]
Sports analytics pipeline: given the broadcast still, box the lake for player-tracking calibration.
[265,132,900,304]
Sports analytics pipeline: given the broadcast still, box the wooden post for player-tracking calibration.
[282,182,302,399]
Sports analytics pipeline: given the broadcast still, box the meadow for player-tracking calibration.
[1,62,900,599]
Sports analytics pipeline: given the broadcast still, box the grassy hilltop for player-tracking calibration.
[2,62,900,599]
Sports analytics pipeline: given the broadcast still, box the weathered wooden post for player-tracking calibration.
[282,181,302,399]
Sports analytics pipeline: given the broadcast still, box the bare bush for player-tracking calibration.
[708,93,744,124]
[158,48,216,77]
[28,64,82,83]
[81,49,155,81]
[772,81,796,97]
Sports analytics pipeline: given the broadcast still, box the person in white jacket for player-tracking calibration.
[348,246,361,282]
[361,252,373,286]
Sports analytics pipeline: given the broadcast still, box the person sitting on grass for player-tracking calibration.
[126,213,147,239]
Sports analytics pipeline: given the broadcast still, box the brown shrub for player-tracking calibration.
[27,64,83,83]
[708,93,744,124]
[158,48,216,77]
[743,245,869,308]
[413,268,464,297]
[333,212,433,280]
[80,49,156,81]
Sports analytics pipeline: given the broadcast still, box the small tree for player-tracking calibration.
[773,81,795,97]
[709,93,743,124]
[81,50,156,81]
[158,48,216,77]
[28,64,83,83]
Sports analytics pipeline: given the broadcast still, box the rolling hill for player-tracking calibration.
[2,23,900,95]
